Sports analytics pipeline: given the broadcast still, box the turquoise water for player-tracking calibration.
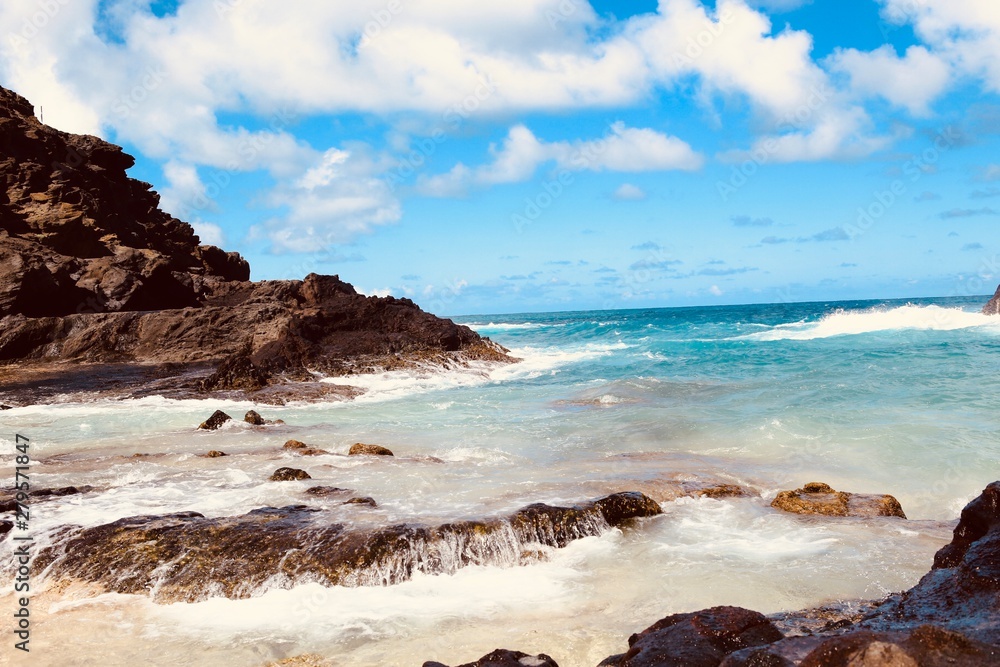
[1,295,998,666]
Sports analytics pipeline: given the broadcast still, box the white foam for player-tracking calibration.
[323,341,628,403]
[743,305,1000,341]
[465,322,553,331]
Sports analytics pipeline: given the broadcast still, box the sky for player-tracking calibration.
[2,0,999,315]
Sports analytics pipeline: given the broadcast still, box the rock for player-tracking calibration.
[423,649,560,667]
[282,440,327,455]
[30,485,95,498]
[983,284,1000,315]
[269,468,311,482]
[695,484,756,499]
[198,410,231,430]
[305,486,353,497]
[0,404,11,410]
[0,520,12,537]
[771,482,906,519]
[343,497,377,507]
[600,606,784,667]
[204,450,227,458]
[795,626,1000,667]
[34,492,661,602]
[283,439,308,450]
[348,442,394,456]
[0,84,516,399]
[243,409,264,425]
[861,481,1000,642]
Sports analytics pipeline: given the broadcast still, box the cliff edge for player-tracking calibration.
[0,85,512,402]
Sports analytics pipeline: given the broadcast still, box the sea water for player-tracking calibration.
[1,296,997,666]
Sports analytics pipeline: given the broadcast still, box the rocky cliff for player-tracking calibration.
[983,285,1000,315]
[0,85,511,402]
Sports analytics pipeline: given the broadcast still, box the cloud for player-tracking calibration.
[840,262,858,267]
[939,207,998,219]
[629,259,683,271]
[631,241,662,250]
[970,187,1000,199]
[828,45,950,115]
[962,242,985,251]
[880,0,1000,94]
[698,266,758,276]
[401,274,421,280]
[914,191,941,202]
[983,165,1000,182]
[759,227,849,244]
[260,146,401,252]
[613,183,647,201]
[420,122,702,195]
[709,285,724,296]
[731,214,774,227]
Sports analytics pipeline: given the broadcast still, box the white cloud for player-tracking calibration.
[261,147,401,253]
[829,45,950,115]
[880,0,1000,92]
[612,183,647,201]
[191,221,225,246]
[709,285,723,296]
[419,123,702,195]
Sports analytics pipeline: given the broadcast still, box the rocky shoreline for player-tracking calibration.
[425,482,1000,667]
[0,84,515,405]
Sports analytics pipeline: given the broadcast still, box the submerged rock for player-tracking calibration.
[244,410,265,425]
[269,468,311,482]
[204,450,227,458]
[198,410,232,430]
[304,486,353,497]
[423,649,560,667]
[283,440,328,456]
[343,497,377,507]
[34,492,661,603]
[348,442,394,456]
[771,482,906,519]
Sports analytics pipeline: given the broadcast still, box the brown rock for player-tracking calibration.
[243,409,264,425]
[343,497,377,507]
[798,626,1000,667]
[423,649,560,667]
[771,482,906,519]
[602,606,784,667]
[348,442,394,456]
[198,410,231,430]
[983,284,1000,315]
[269,468,311,482]
[283,440,308,450]
[0,84,516,399]
[204,450,227,458]
[305,486,352,497]
[34,492,661,602]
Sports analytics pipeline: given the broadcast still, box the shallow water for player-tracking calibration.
[1,296,997,666]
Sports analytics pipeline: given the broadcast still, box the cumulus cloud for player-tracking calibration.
[419,122,702,195]
[828,45,950,115]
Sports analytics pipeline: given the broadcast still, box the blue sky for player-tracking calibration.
[2,0,999,315]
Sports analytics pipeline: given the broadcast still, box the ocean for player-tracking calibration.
[2,295,998,666]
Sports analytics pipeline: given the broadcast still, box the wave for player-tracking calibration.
[326,341,629,403]
[741,305,1000,341]
[465,322,557,331]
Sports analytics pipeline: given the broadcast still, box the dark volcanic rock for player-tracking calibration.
[601,606,784,667]
[305,486,353,497]
[0,84,515,398]
[983,285,1000,315]
[771,482,906,519]
[423,649,560,667]
[269,467,311,482]
[243,409,264,425]
[796,626,1000,667]
[860,481,1000,642]
[343,497,377,507]
[198,410,231,430]
[34,492,661,602]
[348,442,394,456]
